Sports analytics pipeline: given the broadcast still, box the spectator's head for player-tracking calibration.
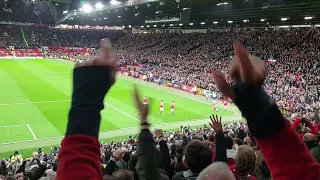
[175,144,183,155]
[208,134,215,142]
[198,162,236,180]
[183,139,213,173]
[304,133,317,142]
[302,127,312,134]
[254,151,270,179]
[45,169,57,180]
[234,138,243,146]
[304,133,320,163]
[235,145,256,174]
[170,144,176,154]
[244,136,253,146]
[109,169,134,180]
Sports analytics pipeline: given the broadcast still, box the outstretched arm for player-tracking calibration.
[57,39,117,180]
[213,42,320,180]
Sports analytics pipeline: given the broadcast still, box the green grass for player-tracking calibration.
[0,58,241,158]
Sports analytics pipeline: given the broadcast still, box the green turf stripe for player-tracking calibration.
[0,62,64,137]
[0,65,61,140]
[23,60,140,130]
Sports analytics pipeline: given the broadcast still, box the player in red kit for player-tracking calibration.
[143,96,148,104]
[213,104,218,112]
[159,100,164,115]
[223,100,228,111]
[170,101,175,115]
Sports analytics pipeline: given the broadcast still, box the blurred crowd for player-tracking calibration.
[2,115,320,180]
[0,25,320,180]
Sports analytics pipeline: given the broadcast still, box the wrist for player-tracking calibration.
[140,121,150,130]
[110,156,118,162]
[158,136,165,142]
[72,66,113,108]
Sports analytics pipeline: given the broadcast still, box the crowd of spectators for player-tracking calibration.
[112,29,320,119]
[0,25,319,179]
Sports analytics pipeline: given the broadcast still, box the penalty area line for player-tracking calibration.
[27,124,37,140]
[0,115,241,146]
[104,102,140,122]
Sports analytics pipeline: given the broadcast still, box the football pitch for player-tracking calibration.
[0,58,241,158]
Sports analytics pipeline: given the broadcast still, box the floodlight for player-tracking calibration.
[83,4,93,13]
[110,0,121,5]
[304,16,312,20]
[95,2,104,9]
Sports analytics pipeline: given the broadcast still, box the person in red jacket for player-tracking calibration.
[57,39,117,180]
[212,41,320,180]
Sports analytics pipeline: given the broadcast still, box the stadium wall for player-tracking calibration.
[0,57,44,59]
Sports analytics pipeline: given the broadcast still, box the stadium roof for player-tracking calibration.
[64,0,320,27]
[1,0,320,27]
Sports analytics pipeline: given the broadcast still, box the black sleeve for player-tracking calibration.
[233,80,285,139]
[66,66,113,138]
[105,160,117,176]
[15,160,27,174]
[138,129,161,180]
[30,165,47,180]
[215,130,227,162]
[159,140,172,178]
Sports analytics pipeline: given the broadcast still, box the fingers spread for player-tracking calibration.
[133,85,141,107]
[213,71,235,100]
[233,41,254,84]
[229,59,239,79]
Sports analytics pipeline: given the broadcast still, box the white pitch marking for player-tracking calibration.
[0,100,70,106]
[27,124,37,140]
[104,102,140,122]
[0,124,28,128]
[0,115,240,146]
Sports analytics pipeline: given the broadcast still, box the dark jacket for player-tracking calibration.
[138,129,161,180]
[310,145,320,163]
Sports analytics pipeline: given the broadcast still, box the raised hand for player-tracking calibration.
[154,129,164,138]
[75,38,117,85]
[213,41,267,100]
[113,148,127,161]
[134,85,149,122]
[209,114,222,131]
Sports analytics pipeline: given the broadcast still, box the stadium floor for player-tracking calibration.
[0,58,241,158]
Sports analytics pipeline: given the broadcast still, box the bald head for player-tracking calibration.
[302,127,312,134]
[303,133,317,142]
[197,162,236,180]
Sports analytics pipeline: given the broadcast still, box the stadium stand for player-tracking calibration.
[0,23,319,180]
[0,0,320,179]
